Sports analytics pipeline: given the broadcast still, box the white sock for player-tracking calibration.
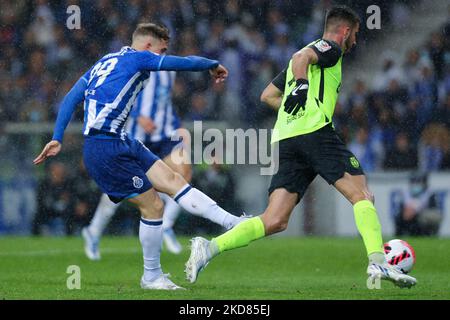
[139,217,163,282]
[173,184,241,230]
[88,193,119,239]
[159,192,181,231]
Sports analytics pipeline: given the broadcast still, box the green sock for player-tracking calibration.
[211,217,265,254]
[353,200,384,256]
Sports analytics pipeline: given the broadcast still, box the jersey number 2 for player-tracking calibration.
[90,58,118,88]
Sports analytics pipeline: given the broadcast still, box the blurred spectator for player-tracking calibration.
[402,98,421,140]
[301,0,329,45]
[32,161,74,235]
[347,102,369,137]
[24,0,55,50]
[205,81,229,121]
[393,173,443,236]
[267,29,296,70]
[171,78,189,119]
[428,31,446,80]
[70,160,102,235]
[383,132,418,170]
[0,2,26,48]
[332,100,350,142]
[47,26,75,68]
[348,127,382,172]
[348,80,368,111]
[219,37,243,104]
[20,98,49,122]
[411,65,438,129]
[391,1,412,30]
[123,0,143,24]
[203,19,226,56]
[403,49,428,89]
[418,124,450,171]
[223,0,241,25]
[431,93,450,129]
[247,58,278,124]
[186,92,211,121]
[372,56,404,91]
[385,79,409,119]
[441,145,450,170]
[108,23,131,52]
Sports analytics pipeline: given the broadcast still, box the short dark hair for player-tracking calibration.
[325,5,360,31]
[132,23,170,42]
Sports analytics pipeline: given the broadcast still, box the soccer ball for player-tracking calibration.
[384,239,416,274]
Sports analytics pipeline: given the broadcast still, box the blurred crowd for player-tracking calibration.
[0,0,425,123]
[1,1,447,173]
[342,26,450,172]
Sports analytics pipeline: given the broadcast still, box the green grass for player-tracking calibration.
[0,236,449,300]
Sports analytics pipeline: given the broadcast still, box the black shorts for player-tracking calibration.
[269,124,364,200]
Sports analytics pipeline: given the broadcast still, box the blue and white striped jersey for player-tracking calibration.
[125,70,181,143]
[81,46,164,139]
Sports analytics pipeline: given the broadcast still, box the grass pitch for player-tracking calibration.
[0,236,449,300]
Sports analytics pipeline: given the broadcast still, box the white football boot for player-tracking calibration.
[367,263,417,288]
[82,227,101,261]
[185,237,213,283]
[140,274,185,290]
[163,228,182,254]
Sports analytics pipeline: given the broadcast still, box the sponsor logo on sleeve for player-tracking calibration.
[314,40,331,52]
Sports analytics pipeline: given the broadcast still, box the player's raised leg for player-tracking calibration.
[82,194,120,260]
[127,188,184,290]
[147,160,244,230]
[185,188,298,283]
[334,173,417,288]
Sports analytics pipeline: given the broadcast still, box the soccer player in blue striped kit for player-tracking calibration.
[82,27,197,259]
[34,23,243,290]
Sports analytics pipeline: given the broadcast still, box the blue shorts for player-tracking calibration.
[145,138,183,160]
[83,136,160,203]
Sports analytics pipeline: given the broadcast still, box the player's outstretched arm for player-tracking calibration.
[160,56,228,83]
[33,77,87,165]
[138,52,228,83]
